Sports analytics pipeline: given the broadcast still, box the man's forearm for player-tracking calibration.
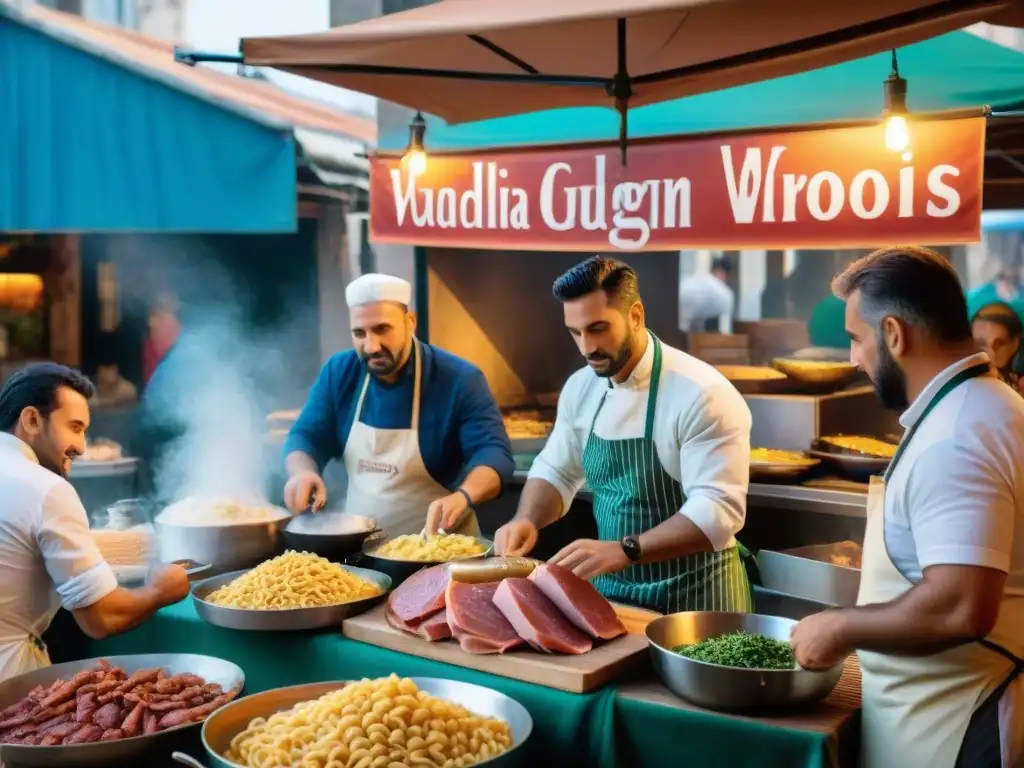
[834,584,989,657]
[513,479,565,529]
[636,514,714,564]
[285,450,319,478]
[73,585,168,640]
[459,466,501,505]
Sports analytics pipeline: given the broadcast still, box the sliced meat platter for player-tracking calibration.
[384,561,627,655]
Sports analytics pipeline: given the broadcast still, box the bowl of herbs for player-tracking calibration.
[645,612,845,711]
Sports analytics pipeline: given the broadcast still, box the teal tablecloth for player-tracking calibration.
[73,602,857,768]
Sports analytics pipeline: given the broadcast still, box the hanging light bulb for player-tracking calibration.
[882,49,910,154]
[402,111,428,176]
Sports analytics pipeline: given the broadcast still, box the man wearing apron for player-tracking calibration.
[282,274,514,537]
[494,257,753,614]
[790,246,1024,768]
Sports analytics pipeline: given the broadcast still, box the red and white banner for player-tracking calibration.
[369,117,985,251]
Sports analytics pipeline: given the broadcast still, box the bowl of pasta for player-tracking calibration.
[170,674,533,768]
[190,551,391,631]
[359,534,493,586]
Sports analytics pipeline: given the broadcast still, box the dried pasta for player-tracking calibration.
[373,535,487,563]
[223,674,512,768]
[205,551,382,610]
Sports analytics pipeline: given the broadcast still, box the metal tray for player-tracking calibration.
[358,535,493,586]
[809,449,889,482]
[0,653,244,767]
[171,676,533,768]
[68,458,140,479]
[749,458,820,483]
[757,544,862,608]
[191,565,391,631]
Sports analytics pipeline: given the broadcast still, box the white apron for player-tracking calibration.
[343,339,480,538]
[858,363,1024,768]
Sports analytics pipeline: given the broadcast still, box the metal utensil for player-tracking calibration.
[193,677,533,768]
[171,753,208,768]
[646,612,844,711]
[437,504,474,536]
[191,565,391,631]
[0,654,244,767]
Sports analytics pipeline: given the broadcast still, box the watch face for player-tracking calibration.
[622,537,641,562]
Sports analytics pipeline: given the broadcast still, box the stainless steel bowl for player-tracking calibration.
[156,516,289,572]
[191,565,391,631]
[358,535,493,586]
[0,653,244,767]
[172,676,533,768]
[646,612,844,711]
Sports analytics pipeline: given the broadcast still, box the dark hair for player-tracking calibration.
[711,256,732,275]
[972,302,1024,339]
[0,363,95,432]
[552,256,639,308]
[831,246,971,343]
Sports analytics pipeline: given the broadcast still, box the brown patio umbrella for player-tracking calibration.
[240,0,1020,127]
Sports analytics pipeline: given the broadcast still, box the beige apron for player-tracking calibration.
[343,339,479,538]
[858,364,1024,768]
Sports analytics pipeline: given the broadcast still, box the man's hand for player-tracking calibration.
[283,471,327,514]
[147,564,190,605]
[790,610,852,670]
[494,520,539,557]
[549,539,630,581]
[426,492,469,534]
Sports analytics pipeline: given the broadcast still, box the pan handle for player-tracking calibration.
[171,752,208,768]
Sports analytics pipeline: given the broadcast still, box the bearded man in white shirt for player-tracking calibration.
[494,256,753,614]
[0,363,189,681]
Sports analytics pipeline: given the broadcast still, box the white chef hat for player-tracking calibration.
[345,273,412,308]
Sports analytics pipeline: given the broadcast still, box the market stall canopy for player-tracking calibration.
[240,0,1024,124]
[376,30,1024,150]
[0,2,375,233]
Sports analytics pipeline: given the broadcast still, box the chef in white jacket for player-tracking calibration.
[0,363,188,681]
[790,247,1024,768]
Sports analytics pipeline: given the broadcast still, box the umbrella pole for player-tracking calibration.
[609,18,633,167]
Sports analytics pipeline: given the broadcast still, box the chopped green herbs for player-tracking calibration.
[672,631,796,670]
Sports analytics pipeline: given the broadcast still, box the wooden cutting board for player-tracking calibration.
[342,602,659,694]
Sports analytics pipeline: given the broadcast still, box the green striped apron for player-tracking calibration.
[583,335,753,615]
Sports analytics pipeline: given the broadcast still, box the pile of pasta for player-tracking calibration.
[205,551,383,610]
[374,535,487,563]
[224,675,512,768]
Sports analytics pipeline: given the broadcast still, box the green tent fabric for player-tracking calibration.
[379,31,1024,152]
[808,295,851,350]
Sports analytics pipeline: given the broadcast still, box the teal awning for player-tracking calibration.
[0,6,297,233]
[379,31,1024,152]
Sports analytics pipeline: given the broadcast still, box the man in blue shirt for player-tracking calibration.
[282,274,514,536]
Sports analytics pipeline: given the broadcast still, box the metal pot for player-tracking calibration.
[155,502,290,571]
[357,535,493,586]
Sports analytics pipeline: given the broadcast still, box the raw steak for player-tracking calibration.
[492,578,593,655]
[386,564,450,623]
[385,606,452,641]
[529,563,626,640]
[445,581,523,655]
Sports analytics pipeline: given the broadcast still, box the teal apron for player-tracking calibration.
[582,335,753,615]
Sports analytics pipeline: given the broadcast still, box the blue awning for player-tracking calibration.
[0,5,298,233]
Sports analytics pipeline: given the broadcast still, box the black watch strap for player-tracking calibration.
[621,535,642,563]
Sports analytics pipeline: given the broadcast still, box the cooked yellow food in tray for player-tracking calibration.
[750,448,816,465]
[502,413,552,439]
[715,365,787,381]
[774,359,855,372]
[820,435,897,458]
[374,534,488,562]
[224,675,512,768]
[205,551,383,610]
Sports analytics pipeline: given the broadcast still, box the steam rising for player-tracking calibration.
[122,234,321,508]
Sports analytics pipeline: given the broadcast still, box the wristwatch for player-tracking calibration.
[620,535,642,563]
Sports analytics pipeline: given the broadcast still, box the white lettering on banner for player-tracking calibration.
[719,146,965,225]
[386,147,967,248]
